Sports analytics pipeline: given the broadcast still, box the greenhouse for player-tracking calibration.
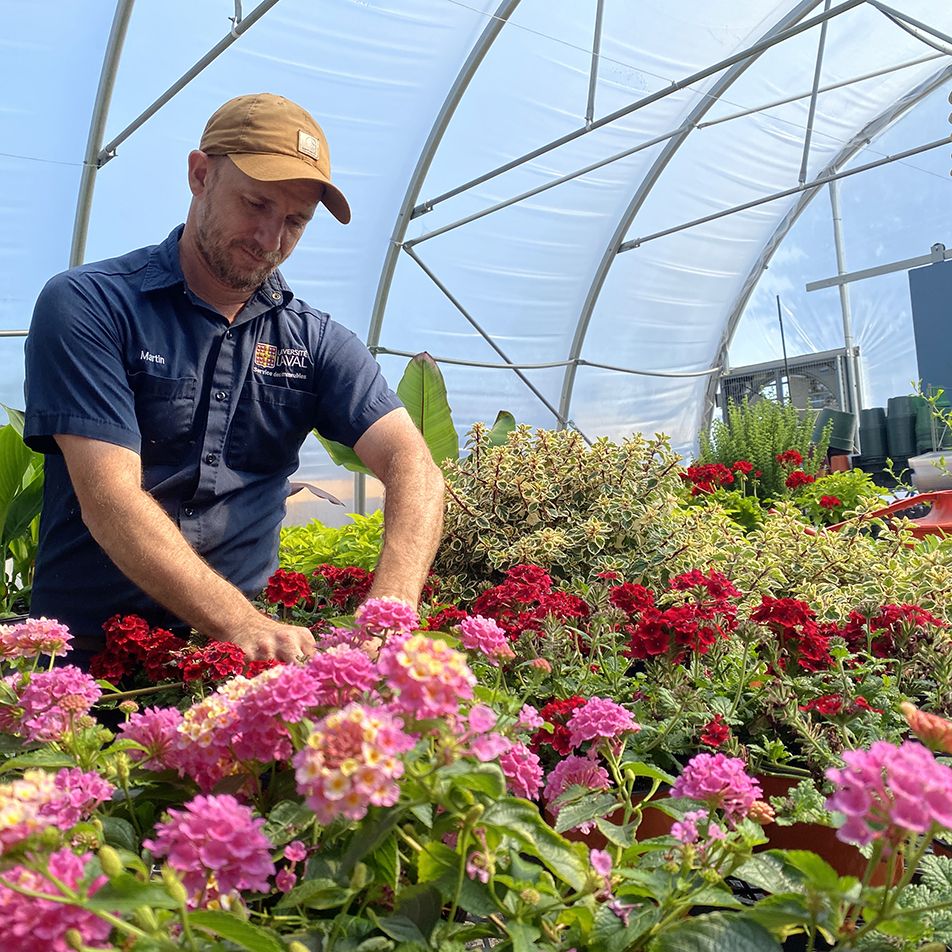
[1,1,952,949]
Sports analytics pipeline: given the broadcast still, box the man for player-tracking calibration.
[24,93,444,666]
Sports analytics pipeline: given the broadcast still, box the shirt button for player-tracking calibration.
[204,453,217,465]
[215,390,226,401]
[182,507,195,517]
[225,330,234,339]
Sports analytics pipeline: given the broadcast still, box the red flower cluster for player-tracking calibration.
[731,460,754,475]
[624,569,741,662]
[311,565,374,612]
[472,565,589,640]
[176,641,276,683]
[785,470,815,489]
[841,603,943,658]
[422,606,469,632]
[263,569,313,609]
[609,583,655,617]
[749,596,832,671]
[529,696,586,756]
[819,495,842,510]
[680,463,734,496]
[700,713,730,748]
[799,694,881,716]
[90,615,187,683]
[776,449,804,466]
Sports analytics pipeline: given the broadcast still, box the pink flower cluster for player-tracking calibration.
[826,740,952,847]
[459,615,515,665]
[566,697,640,750]
[498,741,544,800]
[144,794,275,905]
[293,703,416,823]
[306,645,377,705]
[0,768,114,854]
[543,755,612,833]
[354,597,419,637]
[1,666,101,741]
[0,848,110,952]
[377,634,476,719]
[0,617,72,660]
[671,753,762,825]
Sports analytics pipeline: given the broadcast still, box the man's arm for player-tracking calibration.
[56,434,315,661]
[353,409,445,605]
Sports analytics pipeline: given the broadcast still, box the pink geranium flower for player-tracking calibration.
[671,752,762,825]
[459,615,515,665]
[498,742,543,800]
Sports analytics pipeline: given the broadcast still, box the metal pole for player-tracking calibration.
[412,0,863,219]
[829,179,864,426]
[354,472,366,517]
[618,134,951,252]
[798,0,831,185]
[585,0,605,126]
[70,0,135,267]
[776,295,791,406]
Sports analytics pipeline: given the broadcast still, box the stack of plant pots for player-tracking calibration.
[812,406,855,471]
[884,395,926,470]
[855,407,887,470]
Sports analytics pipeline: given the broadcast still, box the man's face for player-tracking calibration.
[193,155,324,293]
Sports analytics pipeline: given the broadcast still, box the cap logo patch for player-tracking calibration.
[297,130,320,160]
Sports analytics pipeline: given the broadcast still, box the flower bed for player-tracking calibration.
[1,604,952,950]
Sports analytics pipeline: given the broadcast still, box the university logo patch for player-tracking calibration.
[254,342,277,369]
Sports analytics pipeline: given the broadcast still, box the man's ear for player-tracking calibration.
[187,150,212,197]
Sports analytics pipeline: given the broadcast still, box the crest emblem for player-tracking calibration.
[254,342,277,369]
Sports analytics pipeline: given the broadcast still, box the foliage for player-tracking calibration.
[279,511,384,574]
[698,399,829,500]
[316,352,515,473]
[435,425,685,601]
[794,470,888,526]
[683,487,765,532]
[0,407,43,616]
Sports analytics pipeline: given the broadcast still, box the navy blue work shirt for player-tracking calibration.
[24,225,401,646]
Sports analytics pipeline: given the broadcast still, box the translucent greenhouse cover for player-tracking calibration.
[2,0,951,518]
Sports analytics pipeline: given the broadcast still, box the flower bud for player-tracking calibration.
[64,929,84,951]
[464,804,485,826]
[519,887,541,905]
[118,700,139,715]
[98,844,123,879]
[161,865,189,904]
[748,799,776,825]
[288,943,311,952]
[132,906,159,931]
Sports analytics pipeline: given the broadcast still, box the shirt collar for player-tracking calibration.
[140,225,293,308]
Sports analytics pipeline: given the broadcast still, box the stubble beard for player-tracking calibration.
[195,213,281,294]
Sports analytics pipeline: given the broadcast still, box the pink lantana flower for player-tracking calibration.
[671,752,762,825]
[459,615,515,665]
[8,666,101,741]
[119,706,185,772]
[566,697,640,751]
[144,794,275,905]
[354,597,419,638]
[0,617,72,660]
[0,848,110,951]
[377,634,476,719]
[307,646,377,706]
[293,703,416,823]
[498,742,544,799]
[826,740,952,847]
[543,755,612,833]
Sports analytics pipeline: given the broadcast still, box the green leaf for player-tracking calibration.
[733,853,806,897]
[263,799,314,846]
[505,920,542,952]
[779,850,842,890]
[621,761,676,785]
[481,799,590,891]
[553,792,619,834]
[312,430,374,476]
[417,842,497,917]
[101,816,139,853]
[741,893,813,934]
[275,876,353,910]
[647,911,782,952]
[369,912,427,944]
[394,883,442,939]
[340,807,403,878]
[84,873,181,912]
[487,411,516,447]
[438,761,506,799]
[0,424,36,535]
[0,406,25,435]
[3,469,43,542]
[188,910,286,952]
[0,749,75,773]
[396,353,459,466]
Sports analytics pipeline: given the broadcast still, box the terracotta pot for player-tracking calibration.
[756,775,899,886]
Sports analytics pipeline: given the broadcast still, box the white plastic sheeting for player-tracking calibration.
[2,0,951,509]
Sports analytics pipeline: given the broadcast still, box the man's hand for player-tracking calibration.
[224,614,317,662]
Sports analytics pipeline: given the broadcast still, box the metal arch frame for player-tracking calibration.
[366,0,522,353]
[702,60,952,434]
[557,0,827,427]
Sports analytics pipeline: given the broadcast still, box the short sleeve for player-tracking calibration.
[24,271,141,455]
[311,321,402,447]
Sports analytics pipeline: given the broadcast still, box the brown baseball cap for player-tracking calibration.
[200,93,351,224]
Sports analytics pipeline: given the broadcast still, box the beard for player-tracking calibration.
[195,212,282,293]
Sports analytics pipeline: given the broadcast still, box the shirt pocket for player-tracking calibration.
[128,372,198,466]
[226,383,315,473]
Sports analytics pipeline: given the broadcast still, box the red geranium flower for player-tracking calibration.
[731,460,754,475]
[776,449,804,466]
[609,583,655,617]
[785,470,815,489]
[177,641,248,683]
[700,714,730,748]
[819,495,842,509]
[530,696,587,756]
[264,569,313,608]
